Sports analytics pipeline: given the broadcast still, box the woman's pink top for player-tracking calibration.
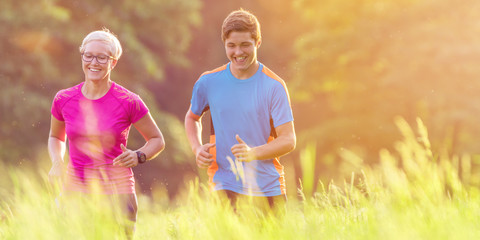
[51,81,148,194]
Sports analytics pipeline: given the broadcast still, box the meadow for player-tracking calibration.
[1,118,480,240]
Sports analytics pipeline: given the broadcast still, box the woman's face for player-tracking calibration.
[81,40,117,83]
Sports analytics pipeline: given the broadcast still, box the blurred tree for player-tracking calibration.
[290,0,480,183]
[10,0,480,198]
[0,0,201,196]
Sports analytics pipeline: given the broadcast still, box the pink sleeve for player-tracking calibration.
[129,94,149,123]
[51,93,64,121]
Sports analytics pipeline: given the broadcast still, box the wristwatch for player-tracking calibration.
[136,151,147,164]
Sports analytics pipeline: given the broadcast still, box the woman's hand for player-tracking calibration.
[113,144,139,168]
[48,160,64,186]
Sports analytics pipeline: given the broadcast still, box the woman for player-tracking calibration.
[48,28,165,237]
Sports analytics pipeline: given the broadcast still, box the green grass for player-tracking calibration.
[1,118,480,239]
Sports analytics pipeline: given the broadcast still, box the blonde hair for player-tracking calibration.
[221,9,261,43]
[79,28,122,59]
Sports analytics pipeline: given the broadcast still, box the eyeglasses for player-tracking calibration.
[81,53,115,64]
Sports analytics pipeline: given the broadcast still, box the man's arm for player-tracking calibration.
[185,108,215,168]
[231,121,296,162]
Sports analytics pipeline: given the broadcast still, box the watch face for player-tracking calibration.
[137,151,147,164]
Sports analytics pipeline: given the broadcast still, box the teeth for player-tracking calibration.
[90,69,100,72]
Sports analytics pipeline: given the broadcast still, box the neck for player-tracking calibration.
[82,79,112,100]
[231,61,259,80]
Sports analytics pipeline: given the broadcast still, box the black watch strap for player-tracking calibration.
[136,151,147,164]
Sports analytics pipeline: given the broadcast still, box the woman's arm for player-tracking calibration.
[48,115,66,182]
[113,113,165,167]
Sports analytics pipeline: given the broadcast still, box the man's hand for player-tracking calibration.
[231,135,255,162]
[195,143,216,168]
[113,144,139,168]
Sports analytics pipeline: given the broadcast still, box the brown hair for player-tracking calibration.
[221,9,261,43]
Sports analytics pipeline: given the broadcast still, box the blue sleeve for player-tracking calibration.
[270,81,294,128]
[190,77,209,116]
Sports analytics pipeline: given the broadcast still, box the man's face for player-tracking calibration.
[224,31,260,78]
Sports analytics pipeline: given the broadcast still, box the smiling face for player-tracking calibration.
[225,31,261,79]
[81,40,117,83]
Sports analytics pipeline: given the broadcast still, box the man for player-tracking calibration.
[185,9,296,210]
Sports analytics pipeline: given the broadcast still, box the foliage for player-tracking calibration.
[3,0,480,203]
[0,0,200,167]
[290,0,480,183]
[1,120,480,239]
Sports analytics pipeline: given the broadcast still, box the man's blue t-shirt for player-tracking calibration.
[190,62,294,196]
